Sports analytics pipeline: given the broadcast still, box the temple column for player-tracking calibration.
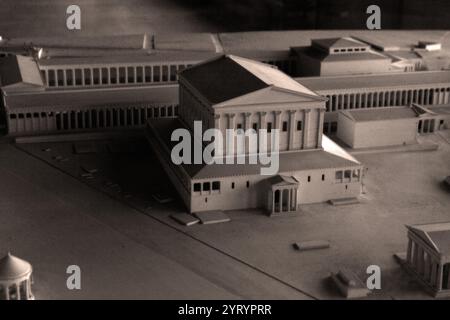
[437,264,443,291]
[302,109,311,149]
[317,109,325,148]
[288,110,296,150]
[406,239,412,264]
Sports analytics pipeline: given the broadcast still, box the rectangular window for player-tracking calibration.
[322,174,325,181]
[308,176,311,182]
[267,122,272,133]
[282,121,288,132]
[323,122,329,133]
[203,182,210,192]
[246,181,250,188]
[335,171,343,182]
[237,123,243,129]
[344,170,351,179]
[212,181,220,191]
[231,182,235,189]
[252,123,258,131]
[193,183,201,192]
[297,120,302,131]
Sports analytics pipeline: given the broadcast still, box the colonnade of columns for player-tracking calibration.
[406,236,446,291]
[272,187,298,213]
[42,63,192,87]
[324,87,450,112]
[214,108,319,155]
[7,104,177,134]
[0,279,32,300]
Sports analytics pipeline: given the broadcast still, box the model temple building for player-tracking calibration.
[0,28,450,299]
[146,55,363,214]
[0,252,34,300]
[396,222,450,298]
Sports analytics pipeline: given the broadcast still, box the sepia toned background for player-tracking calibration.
[1,0,450,39]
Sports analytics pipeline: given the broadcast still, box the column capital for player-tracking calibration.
[259,111,267,116]
[214,114,221,119]
[289,109,297,115]
[304,109,311,113]
[274,110,282,115]
[244,112,252,117]
[227,113,235,118]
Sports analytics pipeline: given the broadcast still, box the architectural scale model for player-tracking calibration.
[0,28,450,300]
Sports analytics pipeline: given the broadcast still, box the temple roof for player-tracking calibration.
[0,252,32,281]
[407,222,450,258]
[180,54,321,105]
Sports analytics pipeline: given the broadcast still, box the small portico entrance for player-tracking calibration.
[267,175,298,215]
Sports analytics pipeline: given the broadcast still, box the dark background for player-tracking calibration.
[1,0,450,39]
[180,0,450,31]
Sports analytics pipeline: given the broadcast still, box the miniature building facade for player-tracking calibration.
[299,71,450,136]
[0,252,34,300]
[403,223,450,297]
[291,37,394,77]
[336,105,447,149]
[146,55,363,214]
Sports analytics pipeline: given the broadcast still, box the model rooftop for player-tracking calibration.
[407,222,450,257]
[340,106,422,122]
[180,55,320,105]
[311,37,370,54]
[296,70,450,91]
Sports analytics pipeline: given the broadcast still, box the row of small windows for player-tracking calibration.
[335,169,361,183]
[193,180,252,195]
[43,64,193,87]
[193,181,221,193]
[8,105,178,132]
[193,171,356,196]
[324,87,450,112]
[332,47,367,53]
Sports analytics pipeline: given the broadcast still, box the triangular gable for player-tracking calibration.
[407,225,440,254]
[268,175,299,187]
[213,86,326,108]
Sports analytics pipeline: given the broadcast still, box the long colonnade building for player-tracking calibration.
[298,71,450,135]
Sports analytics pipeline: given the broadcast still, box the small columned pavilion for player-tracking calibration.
[402,223,450,297]
[267,175,299,215]
[0,252,34,300]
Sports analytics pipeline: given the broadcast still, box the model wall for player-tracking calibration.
[351,119,418,148]
[189,165,362,213]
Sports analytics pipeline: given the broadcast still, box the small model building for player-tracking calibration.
[146,55,363,214]
[396,222,450,298]
[291,37,394,77]
[0,252,34,300]
[336,104,450,149]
